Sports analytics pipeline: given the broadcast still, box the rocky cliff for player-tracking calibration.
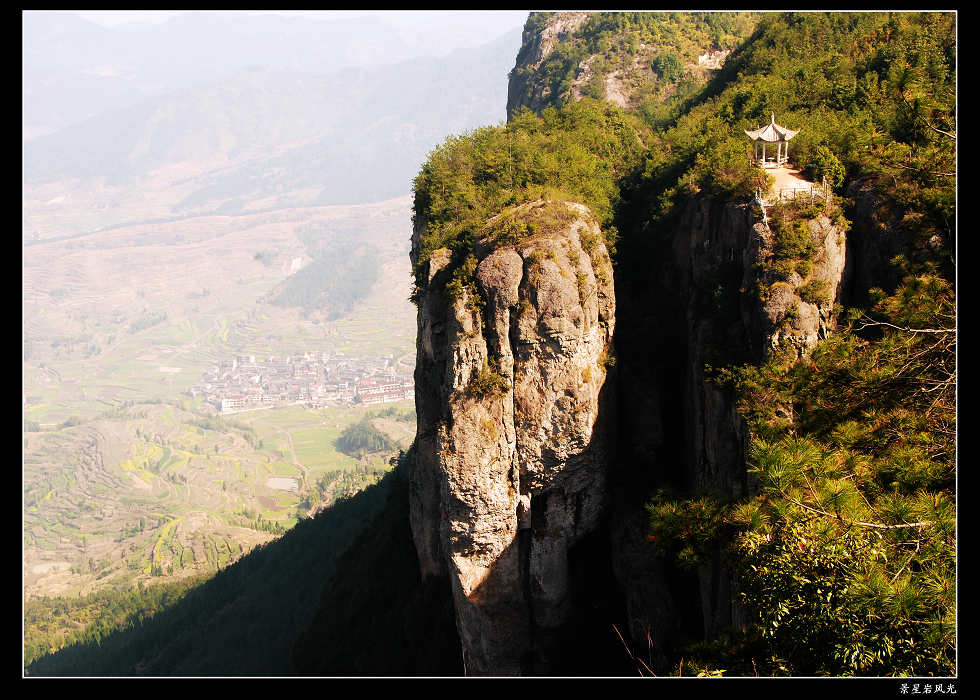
[610,197,847,650]
[409,12,850,675]
[506,12,590,117]
[410,192,848,674]
[410,200,617,674]
[506,11,754,118]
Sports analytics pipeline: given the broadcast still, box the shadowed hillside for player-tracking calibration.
[26,455,460,676]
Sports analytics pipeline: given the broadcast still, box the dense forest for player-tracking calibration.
[646,276,955,675]
[25,11,955,677]
[639,11,955,676]
[416,12,953,289]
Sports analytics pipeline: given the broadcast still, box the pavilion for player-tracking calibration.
[745,113,799,168]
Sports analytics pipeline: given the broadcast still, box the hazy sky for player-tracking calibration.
[24,9,529,141]
[72,10,526,26]
[69,10,529,54]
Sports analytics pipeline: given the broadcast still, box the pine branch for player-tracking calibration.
[782,492,933,531]
[896,87,956,140]
[890,538,922,584]
[855,318,955,335]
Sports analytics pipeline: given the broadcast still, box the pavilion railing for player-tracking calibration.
[753,177,832,228]
[772,185,829,204]
[752,175,832,207]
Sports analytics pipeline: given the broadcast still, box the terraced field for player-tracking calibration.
[24,398,415,599]
[23,195,418,600]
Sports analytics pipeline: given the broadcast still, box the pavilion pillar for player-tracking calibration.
[746,115,799,169]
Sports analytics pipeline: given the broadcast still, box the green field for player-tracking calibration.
[24,399,415,600]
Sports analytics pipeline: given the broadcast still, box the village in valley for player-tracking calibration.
[190,351,415,414]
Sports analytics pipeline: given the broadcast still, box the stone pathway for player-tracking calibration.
[766,165,815,195]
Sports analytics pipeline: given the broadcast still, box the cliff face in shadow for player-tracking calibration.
[609,195,847,654]
[409,196,849,674]
[408,192,848,674]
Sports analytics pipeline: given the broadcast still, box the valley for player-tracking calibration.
[23,192,418,601]
[20,9,527,670]
[21,11,527,663]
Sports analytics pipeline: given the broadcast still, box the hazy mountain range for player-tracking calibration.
[24,11,522,134]
[23,11,524,213]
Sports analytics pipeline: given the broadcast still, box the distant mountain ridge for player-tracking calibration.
[23,11,419,136]
[24,27,524,211]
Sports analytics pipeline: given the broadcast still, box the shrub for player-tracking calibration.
[654,51,684,83]
[445,254,479,303]
[811,145,845,190]
[773,217,815,261]
[798,279,833,306]
[468,361,510,399]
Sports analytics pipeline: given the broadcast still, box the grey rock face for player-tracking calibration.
[614,196,848,647]
[506,12,590,118]
[756,215,847,355]
[409,200,615,675]
[409,185,848,672]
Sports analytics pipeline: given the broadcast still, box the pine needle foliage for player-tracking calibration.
[649,276,955,675]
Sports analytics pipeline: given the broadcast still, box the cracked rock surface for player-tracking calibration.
[409,200,615,675]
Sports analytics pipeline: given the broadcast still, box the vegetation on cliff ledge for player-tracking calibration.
[649,275,955,676]
[621,11,953,280]
[627,11,956,677]
[412,98,650,294]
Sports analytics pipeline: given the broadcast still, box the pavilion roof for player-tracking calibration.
[744,113,799,142]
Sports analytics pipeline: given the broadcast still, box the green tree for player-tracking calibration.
[654,51,684,83]
[649,276,955,676]
[336,420,395,457]
[811,145,845,189]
